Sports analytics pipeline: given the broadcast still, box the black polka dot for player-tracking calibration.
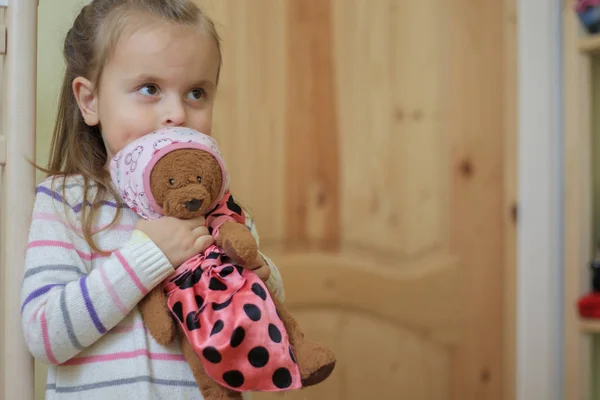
[172,301,184,323]
[209,277,228,291]
[243,304,261,322]
[192,267,203,284]
[248,346,270,368]
[276,308,282,321]
[186,311,201,331]
[173,267,202,289]
[195,295,204,308]
[230,327,245,348]
[169,270,187,283]
[268,324,282,343]
[226,195,243,215]
[210,320,224,336]
[223,370,244,388]
[202,346,222,363]
[289,346,297,364]
[207,252,220,260]
[272,368,292,389]
[221,255,232,264]
[219,266,234,277]
[251,283,267,301]
[212,297,232,311]
[235,265,244,275]
[174,270,194,289]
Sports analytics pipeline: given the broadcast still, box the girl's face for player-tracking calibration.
[73,17,220,164]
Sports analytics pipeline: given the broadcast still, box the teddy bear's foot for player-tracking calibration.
[138,286,177,346]
[293,339,336,387]
[302,361,336,387]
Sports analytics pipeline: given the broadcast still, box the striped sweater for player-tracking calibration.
[20,175,285,399]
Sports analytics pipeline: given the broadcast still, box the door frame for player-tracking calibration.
[516,0,564,399]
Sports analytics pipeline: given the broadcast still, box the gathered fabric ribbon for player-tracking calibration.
[163,192,301,392]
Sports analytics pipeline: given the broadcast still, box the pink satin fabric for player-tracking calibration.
[163,192,301,392]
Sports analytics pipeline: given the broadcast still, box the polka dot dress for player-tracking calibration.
[163,193,301,392]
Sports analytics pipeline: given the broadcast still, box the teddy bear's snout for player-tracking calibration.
[185,198,203,212]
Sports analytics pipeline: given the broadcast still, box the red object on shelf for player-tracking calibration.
[577,0,600,13]
[578,292,600,318]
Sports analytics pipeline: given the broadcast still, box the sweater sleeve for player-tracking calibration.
[20,180,174,365]
[245,214,286,304]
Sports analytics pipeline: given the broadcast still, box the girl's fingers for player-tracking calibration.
[193,235,215,254]
[192,226,210,237]
[245,254,266,269]
[186,216,206,229]
[251,264,270,282]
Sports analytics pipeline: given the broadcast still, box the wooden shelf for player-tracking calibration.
[580,318,600,333]
[579,35,600,54]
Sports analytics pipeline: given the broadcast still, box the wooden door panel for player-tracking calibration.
[253,254,463,399]
[196,0,507,399]
[200,0,289,241]
[334,0,447,257]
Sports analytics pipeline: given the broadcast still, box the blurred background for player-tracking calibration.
[32,0,516,399]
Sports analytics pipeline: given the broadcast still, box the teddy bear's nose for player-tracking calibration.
[185,199,203,212]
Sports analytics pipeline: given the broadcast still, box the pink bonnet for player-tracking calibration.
[109,127,230,220]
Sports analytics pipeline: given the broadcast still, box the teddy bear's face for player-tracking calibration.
[149,149,223,219]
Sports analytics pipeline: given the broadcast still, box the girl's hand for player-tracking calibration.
[135,216,214,268]
[247,254,271,282]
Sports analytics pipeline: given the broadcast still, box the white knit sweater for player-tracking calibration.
[20,175,285,399]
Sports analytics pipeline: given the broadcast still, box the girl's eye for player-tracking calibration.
[196,176,202,183]
[187,88,205,101]
[139,84,159,96]
[169,178,175,186]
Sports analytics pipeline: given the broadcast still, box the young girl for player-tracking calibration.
[20,1,285,398]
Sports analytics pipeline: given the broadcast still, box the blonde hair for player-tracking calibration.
[38,0,222,252]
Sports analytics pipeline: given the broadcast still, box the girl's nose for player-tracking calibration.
[162,98,186,127]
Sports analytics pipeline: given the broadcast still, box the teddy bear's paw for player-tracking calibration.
[223,239,258,266]
[294,340,336,387]
[216,221,259,266]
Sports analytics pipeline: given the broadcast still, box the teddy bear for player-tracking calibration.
[109,127,336,399]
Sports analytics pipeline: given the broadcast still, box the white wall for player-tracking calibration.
[516,0,563,399]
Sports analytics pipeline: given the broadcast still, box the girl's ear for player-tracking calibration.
[72,76,99,126]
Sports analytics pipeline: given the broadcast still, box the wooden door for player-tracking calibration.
[197,1,515,399]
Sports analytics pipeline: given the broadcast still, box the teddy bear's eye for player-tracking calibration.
[169,178,175,186]
[196,176,202,184]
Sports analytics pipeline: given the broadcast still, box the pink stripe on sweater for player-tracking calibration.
[108,322,147,334]
[41,311,59,365]
[25,303,45,348]
[28,240,108,261]
[98,267,129,316]
[114,250,148,295]
[61,349,185,365]
[32,212,135,233]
